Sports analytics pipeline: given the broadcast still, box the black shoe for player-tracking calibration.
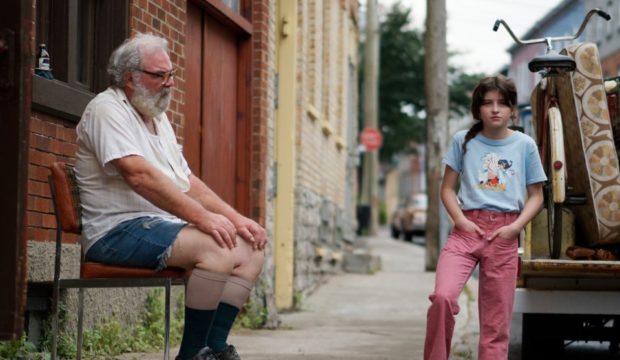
[176,346,218,360]
[214,344,241,360]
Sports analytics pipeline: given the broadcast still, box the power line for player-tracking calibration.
[450,0,562,9]
[447,5,557,19]
[448,16,533,29]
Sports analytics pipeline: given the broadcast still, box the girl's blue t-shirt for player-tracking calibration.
[443,130,547,212]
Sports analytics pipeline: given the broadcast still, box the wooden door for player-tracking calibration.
[186,1,241,207]
[0,0,32,340]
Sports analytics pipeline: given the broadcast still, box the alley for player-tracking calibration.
[120,230,480,360]
[62,231,620,360]
[226,232,436,360]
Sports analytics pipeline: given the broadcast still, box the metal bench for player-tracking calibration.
[48,161,188,360]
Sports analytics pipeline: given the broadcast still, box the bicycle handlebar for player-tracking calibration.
[493,8,611,49]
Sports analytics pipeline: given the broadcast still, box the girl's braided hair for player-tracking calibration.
[462,75,517,154]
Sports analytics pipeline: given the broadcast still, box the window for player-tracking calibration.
[221,0,241,14]
[36,0,127,93]
[33,0,128,120]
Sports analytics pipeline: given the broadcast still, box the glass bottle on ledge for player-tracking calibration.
[35,43,54,80]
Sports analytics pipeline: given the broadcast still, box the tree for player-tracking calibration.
[377,3,425,163]
[373,2,484,163]
[448,70,484,117]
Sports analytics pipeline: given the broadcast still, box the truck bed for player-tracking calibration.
[520,258,620,278]
[515,259,620,314]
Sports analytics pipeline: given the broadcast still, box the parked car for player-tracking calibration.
[390,193,428,242]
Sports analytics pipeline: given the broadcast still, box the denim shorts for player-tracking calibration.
[85,216,186,271]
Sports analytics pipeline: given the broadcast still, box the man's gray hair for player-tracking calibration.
[107,33,169,88]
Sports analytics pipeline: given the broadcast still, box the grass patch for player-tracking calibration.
[462,284,474,302]
[0,335,48,360]
[451,348,474,360]
[82,288,185,357]
[0,288,184,359]
[2,288,270,359]
[233,298,267,330]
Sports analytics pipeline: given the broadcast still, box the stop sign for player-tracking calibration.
[360,127,383,151]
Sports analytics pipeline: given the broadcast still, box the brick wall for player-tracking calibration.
[25,0,277,331]
[26,0,275,243]
[297,0,357,207]
[25,0,189,249]
[27,113,78,245]
[249,0,278,326]
[250,0,274,226]
[293,0,359,294]
[130,0,187,139]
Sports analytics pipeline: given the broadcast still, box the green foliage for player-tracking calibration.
[82,288,185,357]
[71,289,269,357]
[37,298,77,359]
[379,201,388,225]
[448,71,484,117]
[376,3,426,163]
[360,2,485,164]
[2,289,185,359]
[172,291,186,345]
[292,290,304,310]
[233,298,267,330]
[82,319,133,356]
[0,335,48,360]
[451,348,474,360]
[55,334,77,359]
[1,289,271,359]
[81,288,185,357]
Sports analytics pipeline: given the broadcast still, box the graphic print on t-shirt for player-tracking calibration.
[477,152,515,191]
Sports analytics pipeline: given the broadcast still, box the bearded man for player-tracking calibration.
[74,33,266,360]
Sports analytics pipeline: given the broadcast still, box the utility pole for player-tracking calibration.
[424,0,448,270]
[360,0,380,235]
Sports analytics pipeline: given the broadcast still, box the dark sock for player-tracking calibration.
[177,307,217,359]
[207,303,240,353]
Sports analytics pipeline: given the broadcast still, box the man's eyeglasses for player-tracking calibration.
[136,68,177,85]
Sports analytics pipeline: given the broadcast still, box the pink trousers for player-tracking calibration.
[424,209,519,360]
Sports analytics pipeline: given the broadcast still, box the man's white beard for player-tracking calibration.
[130,81,172,118]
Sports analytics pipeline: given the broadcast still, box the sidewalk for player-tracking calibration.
[118,230,479,360]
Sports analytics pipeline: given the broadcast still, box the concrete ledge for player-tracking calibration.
[343,249,382,274]
[28,240,80,282]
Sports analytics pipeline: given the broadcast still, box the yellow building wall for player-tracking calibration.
[297,0,358,207]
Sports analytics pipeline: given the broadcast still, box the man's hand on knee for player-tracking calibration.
[231,215,267,250]
[197,211,237,249]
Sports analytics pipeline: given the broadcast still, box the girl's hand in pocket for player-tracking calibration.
[455,218,484,237]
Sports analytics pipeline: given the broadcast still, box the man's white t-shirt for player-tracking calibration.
[75,87,191,253]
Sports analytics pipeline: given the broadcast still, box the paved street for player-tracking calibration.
[222,232,479,360]
[115,230,620,360]
[119,229,480,360]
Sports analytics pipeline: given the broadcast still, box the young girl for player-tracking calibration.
[424,75,546,360]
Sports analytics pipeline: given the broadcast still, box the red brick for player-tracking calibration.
[28,227,55,242]
[62,142,77,157]
[30,117,45,134]
[64,233,80,244]
[28,164,50,182]
[28,195,52,213]
[28,179,50,198]
[26,211,42,227]
[42,213,57,229]
[29,149,54,167]
[147,2,157,15]
[40,119,57,137]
